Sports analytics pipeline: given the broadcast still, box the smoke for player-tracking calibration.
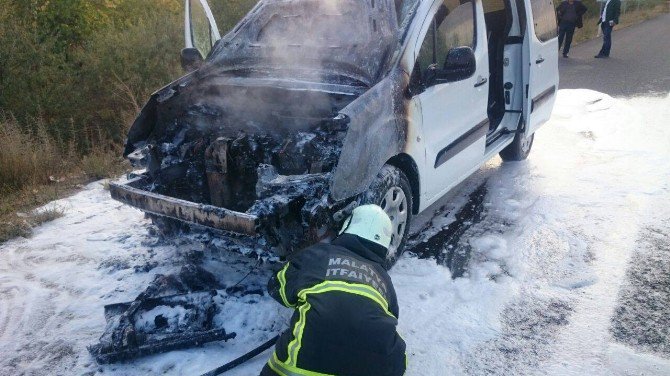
[153,0,404,143]
[215,0,400,85]
[256,0,369,72]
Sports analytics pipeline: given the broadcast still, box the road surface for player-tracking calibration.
[558,13,670,97]
[557,14,670,373]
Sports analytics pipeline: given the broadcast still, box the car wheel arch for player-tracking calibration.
[386,153,420,215]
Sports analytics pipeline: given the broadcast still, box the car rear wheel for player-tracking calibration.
[500,130,534,161]
[360,165,413,268]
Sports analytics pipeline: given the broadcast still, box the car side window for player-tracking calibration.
[530,0,557,42]
[412,0,475,91]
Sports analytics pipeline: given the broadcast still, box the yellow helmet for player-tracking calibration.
[339,205,393,249]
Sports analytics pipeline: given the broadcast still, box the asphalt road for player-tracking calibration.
[558,13,670,97]
[558,13,670,370]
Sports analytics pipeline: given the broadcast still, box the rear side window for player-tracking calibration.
[530,0,557,42]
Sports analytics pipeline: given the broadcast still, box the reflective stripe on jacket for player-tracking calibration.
[266,234,406,376]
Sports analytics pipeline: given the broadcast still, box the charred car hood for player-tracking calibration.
[124,72,363,157]
[209,0,400,87]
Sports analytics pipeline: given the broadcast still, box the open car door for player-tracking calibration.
[185,0,221,53]
[522,0,559,135]
[182,0,221,70]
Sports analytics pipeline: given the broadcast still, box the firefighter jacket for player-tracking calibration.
[265,234,406,376]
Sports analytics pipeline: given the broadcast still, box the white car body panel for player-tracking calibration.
[400,0,558,213]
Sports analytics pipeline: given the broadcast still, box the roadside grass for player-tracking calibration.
[0,114,70,193]
[0,201,68,243]
[80,148,128,180]
[572,4,668,45]
[0,167,127,244]
[0,116,128,243]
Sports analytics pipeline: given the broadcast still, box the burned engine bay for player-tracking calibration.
[111,0,410,258]
[124,74,363,255]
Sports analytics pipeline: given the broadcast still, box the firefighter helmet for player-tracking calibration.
[339,205,393,249]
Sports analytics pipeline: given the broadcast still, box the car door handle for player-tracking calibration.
[535,57,545,64]
[474,76,488,87]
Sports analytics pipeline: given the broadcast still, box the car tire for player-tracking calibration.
[499,129,534,161]
[360,164,413,269]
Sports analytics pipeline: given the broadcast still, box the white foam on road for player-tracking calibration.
[1,90,669,375]
[607,343,670,375]
[392,90,670,375]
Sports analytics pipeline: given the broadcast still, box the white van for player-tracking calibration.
[113,0,559,265]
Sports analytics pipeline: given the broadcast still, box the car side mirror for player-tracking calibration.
[414,63,439,93]
[181,47,204,72]
[439,46,476,82]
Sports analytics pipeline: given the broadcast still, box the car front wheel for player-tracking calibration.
[360,164,413,268]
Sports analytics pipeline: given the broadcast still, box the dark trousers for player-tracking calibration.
[598,23,613,56]
[558,22,576,55]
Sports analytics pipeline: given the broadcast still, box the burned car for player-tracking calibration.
[112,0,558,264]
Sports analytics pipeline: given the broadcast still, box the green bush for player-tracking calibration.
[0,0,264,200]
[0,0,263,162]
[0,0,184,153]
[209,0,260,34]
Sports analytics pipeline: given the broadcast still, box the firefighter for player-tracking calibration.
[261,204,406,376]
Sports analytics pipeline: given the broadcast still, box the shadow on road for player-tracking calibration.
[408,183,488,278]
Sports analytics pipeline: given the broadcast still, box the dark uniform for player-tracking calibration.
[261,234,406,376]
[595,0,621,58]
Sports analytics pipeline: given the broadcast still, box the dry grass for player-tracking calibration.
[0,205,66,243]
[0,115,71,195]
[80,149,128,180]
[0,157,128,244]
[30,206,67,225]
[0,173,114,244]
[0,116,129,244]
[0,220,32,241]
[0,115,129,190]
[0,182,77,243]
[573,4,668,45]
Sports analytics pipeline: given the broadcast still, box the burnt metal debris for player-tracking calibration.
[88,264,254,364]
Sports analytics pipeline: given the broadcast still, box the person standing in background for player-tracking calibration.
[556,0,588,58]
[595,0,621,58]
